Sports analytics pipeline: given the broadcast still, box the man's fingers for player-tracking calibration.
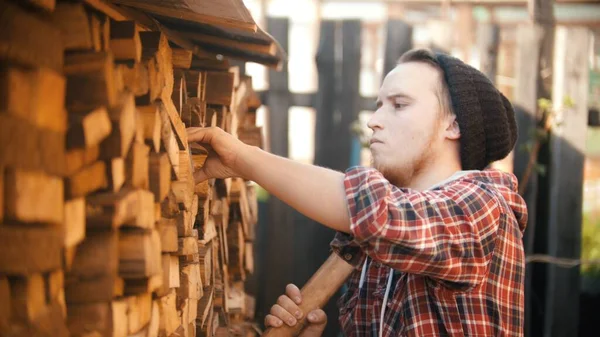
[269,304,297,327]
[306,309,327,324]
[285,284,302,305]
[264,314,283,328]
[277,295,302,319]
[186,127,219,144]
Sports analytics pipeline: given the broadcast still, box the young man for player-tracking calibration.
[186,49,528,336]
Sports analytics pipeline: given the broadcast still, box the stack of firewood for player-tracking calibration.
[0,1,263,336]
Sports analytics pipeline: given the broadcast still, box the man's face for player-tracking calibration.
[369,62,449,187]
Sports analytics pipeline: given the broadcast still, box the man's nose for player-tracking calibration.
[367,112,383,130]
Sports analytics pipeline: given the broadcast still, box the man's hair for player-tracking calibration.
[397,49,453,117]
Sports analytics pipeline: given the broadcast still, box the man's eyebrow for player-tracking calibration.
[387,93,414,100]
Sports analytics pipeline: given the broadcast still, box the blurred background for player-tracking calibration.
[235,1,600,336]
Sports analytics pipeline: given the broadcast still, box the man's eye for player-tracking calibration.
[394,103,407,109]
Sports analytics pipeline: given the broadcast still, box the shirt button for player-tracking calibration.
[344,253,353,261]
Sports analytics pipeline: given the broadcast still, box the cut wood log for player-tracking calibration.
[10,274,46,323]
[176,210,194,238]
[178,263,203,301]
[125,142,150,189]
[198,242,212,287]
[132,189,156,229]
[160,93,188,150]
[149,152,172,202]
[64,52,117,112]
[63,198,85,248]
[173,69,187,114]
[67,300,128,337]
[125,274,163,296]
[100,92,136,159]
[158,218,178,253]
[69,231,119,278]
[237,125,263,148]
[185,70,205,99]
[65,161,108,199]
[52,2,96,52]
[86,188,139,229]
[67,106,112,149]
[0,1,63,71]
[157,254,180,297]
[158,101,180,179]
[65,273,124,304]
[65,145,100,177]
[0,276,10,329]
[205,71,234,106]
[4,168,64,225]
[110,21,142,62]
[119,229,162,279]
[178,237,199,256]
[106,157,126,192]
[0,64,67,132]
[157,289,180,337]
[138,104,162,152]
[172,47,193,69]
[160,188,181,219]
[119,62,149,96]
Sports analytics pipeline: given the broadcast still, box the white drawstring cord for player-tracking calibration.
[358,257,369,289]
[379,268,394,337]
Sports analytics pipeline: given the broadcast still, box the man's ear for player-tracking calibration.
[445,115,460,140]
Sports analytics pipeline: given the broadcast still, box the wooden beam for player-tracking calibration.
[100,92,136,159]
[382,20,413,78]
[67,106,112,149]
[64,52,117,112]
[63,198,86,248]
[157,218,178,253]
[119,229,162,278]
[52,3,97,52]
[67,300,128,337]
[476,23,500,82]
[149,152,172,202]
[110,21,142,62]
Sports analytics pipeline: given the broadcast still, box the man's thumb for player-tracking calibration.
[299,309,327,337]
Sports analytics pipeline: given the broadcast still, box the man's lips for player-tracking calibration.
[370,138,383,145]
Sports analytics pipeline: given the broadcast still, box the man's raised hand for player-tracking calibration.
[186,127,249,182]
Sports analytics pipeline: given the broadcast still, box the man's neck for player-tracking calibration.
[406,161,463,191]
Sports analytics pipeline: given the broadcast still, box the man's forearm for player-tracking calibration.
[238,145,351,233]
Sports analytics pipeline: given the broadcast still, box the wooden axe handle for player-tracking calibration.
[263,253,354,337]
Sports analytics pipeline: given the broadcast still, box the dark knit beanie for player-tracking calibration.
[435,53,517,170]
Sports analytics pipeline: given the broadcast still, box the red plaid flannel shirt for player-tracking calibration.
[331,167,528,336]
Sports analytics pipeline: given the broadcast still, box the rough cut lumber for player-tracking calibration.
[126,293,152,335]
[125,142,150,189]
[63,198,85,248]
[149,152,172,202]
[52,2,96,52]
[0,64,67,132]
[0,1,63,71]
[185,70,205,99]
[120,62,149,96]
[10,274,46,323]
[148,300,160,337]
[69,231,119,278]
[177,237,199,256]
[172,47,193,69]
[158,289,180,336]
[110,21,142,62]
[86,188,139,229]
[161,93,188,150]
[0,276,10,329]
[178,263,202,301]
[198,242,212,286]
[197,285,214,327]
[139,31,173,100]
[131,189,156,229]
[158,101,180,179]
[65,161,108,199]
[160,189,181,219]
[65,273,124,304]
[100,92,136,159]
[176,210,194,238]
[158,218,178,253]
[157,254,180,297]
[65,145,100,177]
[199,216,217,244]
[67,300,128,337]
[173,70,187,113]
[107,157,126,192]
[4,168,64,225]
[64,52,117,112]
[0,115,39,171]
[138,104,162,152]
[67,106,112,149]
[119,229,162,279]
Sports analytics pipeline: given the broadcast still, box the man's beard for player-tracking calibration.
[371,130,437,188]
